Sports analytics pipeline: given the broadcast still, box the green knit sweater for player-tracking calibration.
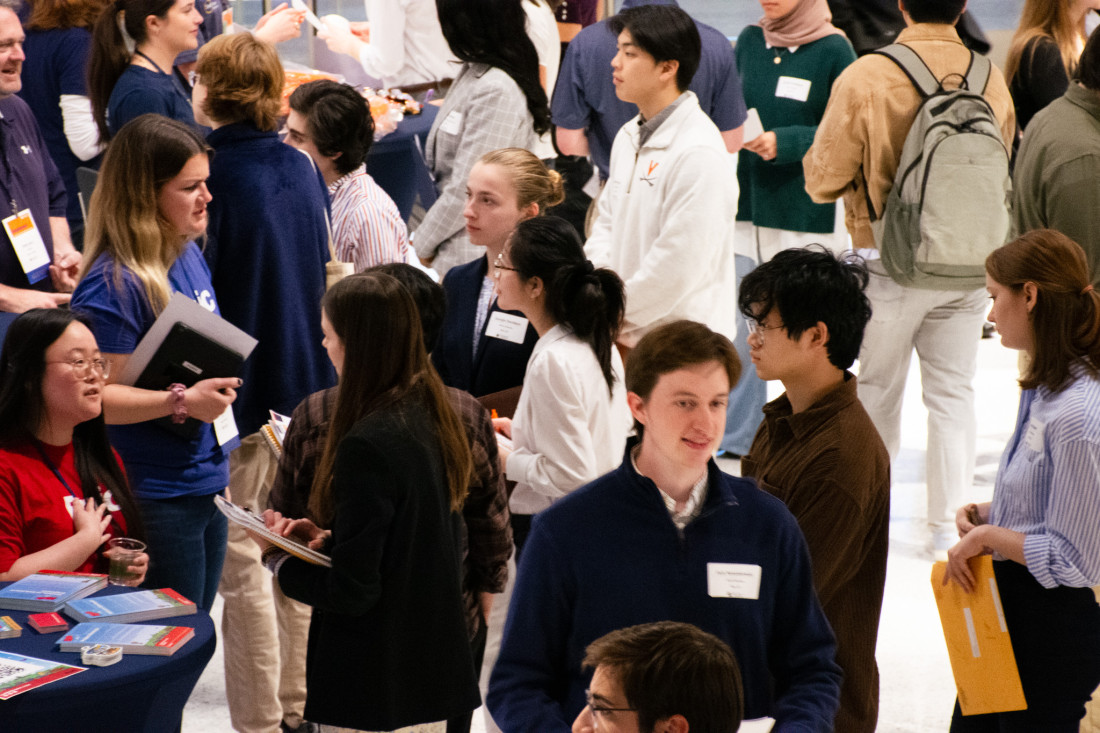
[735,26,855,234]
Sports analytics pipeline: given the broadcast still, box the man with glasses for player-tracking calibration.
[572,621,743,733]
[738,247,889,733]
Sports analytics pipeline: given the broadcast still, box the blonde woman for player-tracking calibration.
[71,114,239,610]
[1005,0,1100,131]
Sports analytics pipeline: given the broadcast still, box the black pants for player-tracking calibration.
[510,513,534,567]
[949,561,1100,732]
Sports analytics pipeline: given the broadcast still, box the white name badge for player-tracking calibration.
[485,311,529,344]
[3,209,50,284]
[775,76,812,102]
[439,110,463,135]
[707,562,762,599]
[213,406,240,451]
[1024,418,1045,453]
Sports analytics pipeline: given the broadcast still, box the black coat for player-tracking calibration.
[277,399,480,729]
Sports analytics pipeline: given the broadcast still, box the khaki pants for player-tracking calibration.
[219,432,313,732]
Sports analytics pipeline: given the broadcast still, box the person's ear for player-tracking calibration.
[526,275,545,300]
[522,201,540,221]
[658,58,680,86]
[627,391,648,426]
[809,321,830,349]
[1022,282,1038,313]
[653,714,690,733]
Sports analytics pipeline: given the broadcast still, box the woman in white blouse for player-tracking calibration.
[492,215,630,558]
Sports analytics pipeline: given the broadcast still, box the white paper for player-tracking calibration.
[707,562,762,599]
[292,0,325,32]
[742,108,764,143]
[1024,419,1045,453]
[737,718,775,733]
[118,292,258,386]
[775,76,812,102]
[485,311,528,344]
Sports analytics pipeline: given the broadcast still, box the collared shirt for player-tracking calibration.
[269,386,512,638]
[471,277,495,359]
[991,361,1100,590]
[0,95,66,293]
[328,164,409,273]
[355,0,456,88]
[629,443,708,530]
[637,91,689,147]
[804,23,1015,250]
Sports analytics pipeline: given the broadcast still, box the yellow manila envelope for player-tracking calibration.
[931,556,1027,716]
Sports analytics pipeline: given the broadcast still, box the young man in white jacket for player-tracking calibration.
[584,3,738,353]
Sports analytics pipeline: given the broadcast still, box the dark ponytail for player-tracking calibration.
[88,0,175,141]
[436,0,551,136]
[510,216,625,395]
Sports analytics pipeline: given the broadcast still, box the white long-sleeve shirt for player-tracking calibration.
[507,325,631,514]
[358,0,456,87]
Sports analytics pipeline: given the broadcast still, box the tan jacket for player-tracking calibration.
[803,24,1016,250]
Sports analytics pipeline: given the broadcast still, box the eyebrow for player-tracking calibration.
[590,691,616,706]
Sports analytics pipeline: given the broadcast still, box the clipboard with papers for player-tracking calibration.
[214,496,332,568]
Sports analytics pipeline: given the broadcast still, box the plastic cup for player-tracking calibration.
[106,538,146,586]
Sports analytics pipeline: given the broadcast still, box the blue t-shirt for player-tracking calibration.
[20,27,102,228]
[0,96,67,292]
[70,242,230,499]
[551,0,747,179]
[107,65,196,137]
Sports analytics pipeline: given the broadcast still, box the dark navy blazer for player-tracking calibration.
[432,256,538,398]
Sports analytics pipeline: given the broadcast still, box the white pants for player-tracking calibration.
[857,267,987,536]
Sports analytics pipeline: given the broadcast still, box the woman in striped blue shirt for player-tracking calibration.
[945,229,1100,731]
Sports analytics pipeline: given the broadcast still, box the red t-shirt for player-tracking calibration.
[0,439,129,574]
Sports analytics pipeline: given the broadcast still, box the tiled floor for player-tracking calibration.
[182,334,1029,732]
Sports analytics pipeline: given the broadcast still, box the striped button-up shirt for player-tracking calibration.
[329,164,409,272]
[992,360,1100,589]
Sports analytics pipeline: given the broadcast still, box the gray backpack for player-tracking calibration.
[871,44,1011,290]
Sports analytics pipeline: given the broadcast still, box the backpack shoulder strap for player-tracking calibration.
[874,43,940,98]
[963,51,991,94]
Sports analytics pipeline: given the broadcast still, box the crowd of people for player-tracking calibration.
[0,0,1099,731]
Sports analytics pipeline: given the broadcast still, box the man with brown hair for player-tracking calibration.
[573,621,743,733]
[488,320,840,732]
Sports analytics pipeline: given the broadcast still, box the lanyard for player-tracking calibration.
[0,114,20,215]
[134,50,169,75]
[31,439,79,499]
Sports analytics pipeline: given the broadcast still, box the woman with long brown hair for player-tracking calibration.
[252,273,480,732]
[945,229,1100,730]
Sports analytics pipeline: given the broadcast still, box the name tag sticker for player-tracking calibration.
[213,407,240,453]
[1024,418,1045,453]
[3,209,50,284]
[485,311,528,344]
[439,110,463,136]
[775,76,812,102]
[707,563,762,599]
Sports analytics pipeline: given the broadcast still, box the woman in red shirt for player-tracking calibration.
[0,309,147,582]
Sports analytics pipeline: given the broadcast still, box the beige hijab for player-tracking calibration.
[759,0,846,48]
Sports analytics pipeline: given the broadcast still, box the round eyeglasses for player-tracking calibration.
[47,358,112,379]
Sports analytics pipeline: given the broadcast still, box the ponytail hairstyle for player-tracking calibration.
[0,309,144,542]
[508,216,625,395]
[478,148,565,212]
[436,0,551,136]
[88,0,176,141]
[985,229,1100,392]
[308,273,473,525]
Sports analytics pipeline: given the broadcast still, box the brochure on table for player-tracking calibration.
[65,588,196,624]
[0,650,85,700]
[58,623,195,656]
[0,571,107,613]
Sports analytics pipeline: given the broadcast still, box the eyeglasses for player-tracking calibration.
[746,319,785,343]
[47,358,112,379]
[493,252,518,277]
[188,71,200,87]
[584,689,637,721]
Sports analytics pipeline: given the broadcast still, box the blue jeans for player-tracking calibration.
[721,254,767,455]
[139,491,228,611]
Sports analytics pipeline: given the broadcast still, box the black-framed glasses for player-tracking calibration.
[493,251,518,276]
[584,689,637,718]
[47,358,112,379]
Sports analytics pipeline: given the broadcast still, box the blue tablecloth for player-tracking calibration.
[366,104,439,222]
[0,584,216,732]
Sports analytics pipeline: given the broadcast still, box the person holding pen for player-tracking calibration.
[944,229,1100,731]
[70,114,238,610]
